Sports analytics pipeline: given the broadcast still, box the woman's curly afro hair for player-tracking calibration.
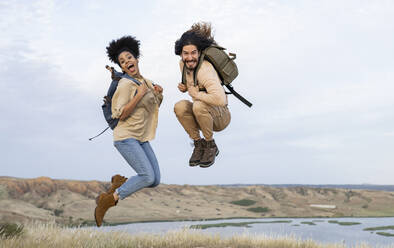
[175,22,217,55]
[106,36,140,65]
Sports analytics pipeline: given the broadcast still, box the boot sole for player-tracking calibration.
[199,150,219,168]
[95,195,101,205]
[94,194,116,227]
[189,161,200,167]
[94,194,101,227]
[94,206,100,227]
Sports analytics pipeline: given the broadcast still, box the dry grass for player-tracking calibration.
[0,222,383,248]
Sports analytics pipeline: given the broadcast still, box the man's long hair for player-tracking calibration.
[174,22,217,55]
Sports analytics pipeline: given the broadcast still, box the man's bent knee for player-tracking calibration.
[174,100,190,116]
[192,101,209,115]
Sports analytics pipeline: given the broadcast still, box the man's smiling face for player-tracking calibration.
[181,44,200,70]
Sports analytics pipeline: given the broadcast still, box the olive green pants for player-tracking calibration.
[174,100,231,141]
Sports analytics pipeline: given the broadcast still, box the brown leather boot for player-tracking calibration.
[189,139,205,166]
[107,174,127,194]
[199,139,219,168]
[94,192,117,227]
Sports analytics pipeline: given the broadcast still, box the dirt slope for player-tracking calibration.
[1,176,394,225]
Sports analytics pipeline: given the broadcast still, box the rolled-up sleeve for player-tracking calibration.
[156,93,163,106]
[111,79,136,119]
[146,79,164,107]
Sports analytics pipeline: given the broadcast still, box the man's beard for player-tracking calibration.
[184,58,198,70]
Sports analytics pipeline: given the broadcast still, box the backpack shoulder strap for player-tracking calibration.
[193,52,206,86]
[225,84,253,107]
[182,63,187,85]
[121,74,142,86]
[107,66,142,86]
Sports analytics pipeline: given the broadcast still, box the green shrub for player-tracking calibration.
[339,222,361,226]
[376,232,394,237]
[246,207,270,213]
[0,223,24,239]
[54,209,64,216]
[328,220,360,226]
[230,199,256,206]
[190,222,254,229]
[364,225,394,231]
[301,221,316,225]
[190,220,292,230]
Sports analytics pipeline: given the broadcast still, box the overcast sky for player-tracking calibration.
[1,0,393,185]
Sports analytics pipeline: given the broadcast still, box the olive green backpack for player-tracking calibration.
[182,45,252,107]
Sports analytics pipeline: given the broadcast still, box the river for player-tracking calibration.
[96,217,394,247]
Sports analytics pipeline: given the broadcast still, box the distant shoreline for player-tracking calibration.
[1,176,394,192]
[212,183,394,192]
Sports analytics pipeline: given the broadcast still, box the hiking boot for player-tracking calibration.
[94,192,118,227]
[107,174,127,194]
[199,139,219,168]
[189,139,205,167]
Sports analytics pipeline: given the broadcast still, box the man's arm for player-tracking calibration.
[178,61,188,93]
[178,83,187,93]
[192,61,227,106]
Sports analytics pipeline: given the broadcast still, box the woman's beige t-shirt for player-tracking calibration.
[111,76,163,142]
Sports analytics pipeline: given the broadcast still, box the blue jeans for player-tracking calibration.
[114,137,160,200]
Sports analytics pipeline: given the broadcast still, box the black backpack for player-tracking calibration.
[89,66,141,141]
[182,45,252,107]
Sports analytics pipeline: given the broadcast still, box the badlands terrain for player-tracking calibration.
[1,176,394,225]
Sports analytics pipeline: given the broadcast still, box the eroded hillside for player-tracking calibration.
[1,177,394,225]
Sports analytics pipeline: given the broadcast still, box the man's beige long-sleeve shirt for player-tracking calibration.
[180,60,227,106]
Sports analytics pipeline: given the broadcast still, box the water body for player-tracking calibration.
[96,217,394,247]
